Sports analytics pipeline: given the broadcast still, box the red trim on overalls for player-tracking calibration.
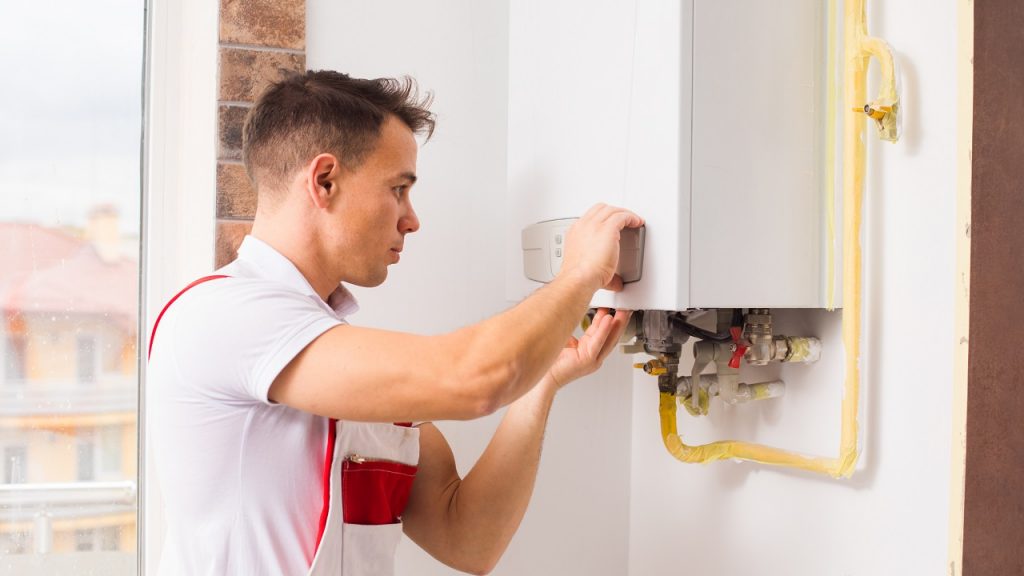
[315,418,338,550]
[147,275,229,359]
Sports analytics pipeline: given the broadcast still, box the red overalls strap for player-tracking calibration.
[147,275,229,359]
[316,418,338,549]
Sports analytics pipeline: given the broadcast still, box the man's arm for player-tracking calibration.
[269,204,642,423]
[401,308,631,575]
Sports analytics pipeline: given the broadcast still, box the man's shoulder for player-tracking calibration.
[163,274,324,327]
[184,269,308,298]
[150,273,336,370]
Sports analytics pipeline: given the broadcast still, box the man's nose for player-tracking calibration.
[400,204,420,234]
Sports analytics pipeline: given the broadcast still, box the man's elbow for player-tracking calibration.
[448,549,501,575]
[449,358,520,420]
[464,561,497,576]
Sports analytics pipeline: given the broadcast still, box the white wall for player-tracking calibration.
[627,2,958,575]
[306,3,633,575]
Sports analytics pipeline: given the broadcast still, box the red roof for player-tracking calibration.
[0,223,138,331]
[0,222,83,276]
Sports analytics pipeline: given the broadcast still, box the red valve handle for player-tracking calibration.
[728,326,748,369]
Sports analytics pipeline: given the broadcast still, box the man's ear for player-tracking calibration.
[305,153,340,209]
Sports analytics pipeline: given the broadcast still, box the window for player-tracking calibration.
[4,335,26,381]
[3,446,27,484]
[77,335,97,384]
[99,426,123,478]
[0,0,143,571]
[75,529,96,552]
[0,531,31,555]
[77,436,96,482]
[100,526,120,552]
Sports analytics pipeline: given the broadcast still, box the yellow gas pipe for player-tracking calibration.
[658,0,899,478]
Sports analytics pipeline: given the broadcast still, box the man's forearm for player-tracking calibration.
[445,377,558,572]
[447,270,596,413]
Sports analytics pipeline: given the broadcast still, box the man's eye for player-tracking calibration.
[392,186,407,197]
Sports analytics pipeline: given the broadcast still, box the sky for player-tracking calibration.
[0,0,145,234]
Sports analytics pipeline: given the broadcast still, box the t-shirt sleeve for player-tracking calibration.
[166,278,343,405]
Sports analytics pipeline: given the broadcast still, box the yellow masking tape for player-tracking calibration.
[786,337,814,363]
[748,382,774,401]
[660,392,843,474]
[825,0,838,311]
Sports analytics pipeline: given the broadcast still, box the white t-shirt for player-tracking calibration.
[149,236,357,575]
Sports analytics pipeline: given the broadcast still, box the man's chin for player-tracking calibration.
[347,269,388,288]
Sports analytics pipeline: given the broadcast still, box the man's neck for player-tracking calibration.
[250,215,338,302]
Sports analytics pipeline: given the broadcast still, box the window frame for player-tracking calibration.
[139,0,218,572]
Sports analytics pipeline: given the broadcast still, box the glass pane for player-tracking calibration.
[0,0,143,572]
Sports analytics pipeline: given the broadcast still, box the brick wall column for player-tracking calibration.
[215,0,306,267]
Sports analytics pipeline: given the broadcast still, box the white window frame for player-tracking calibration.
[140,0,218,572]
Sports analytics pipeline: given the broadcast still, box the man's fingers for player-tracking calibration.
[597,309,631,361]
[582,309,611,343]
[580,203,607,221]
[588,313,616,357]
[581,203,642,228]
[589,307,610,326]
[588,309,628,363]
[608,210,644,230]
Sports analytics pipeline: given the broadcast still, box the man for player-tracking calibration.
[148,70,642,575]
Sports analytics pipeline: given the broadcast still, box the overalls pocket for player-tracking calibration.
[341,454,417,525]
[340,522,403,576]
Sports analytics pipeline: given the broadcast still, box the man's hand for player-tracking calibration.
[546,308,633,390]
[560,204,644,292]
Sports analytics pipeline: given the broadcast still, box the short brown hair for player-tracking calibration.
[242,70,435,194]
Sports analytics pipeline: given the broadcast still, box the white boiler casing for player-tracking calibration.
[506,0,839,311]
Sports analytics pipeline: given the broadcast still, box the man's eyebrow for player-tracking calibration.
[395,172,417,184]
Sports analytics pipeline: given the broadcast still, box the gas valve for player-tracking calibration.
[625,308,822,416]
[742,309,822,366]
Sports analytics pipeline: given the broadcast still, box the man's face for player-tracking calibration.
[329,116,420,287]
